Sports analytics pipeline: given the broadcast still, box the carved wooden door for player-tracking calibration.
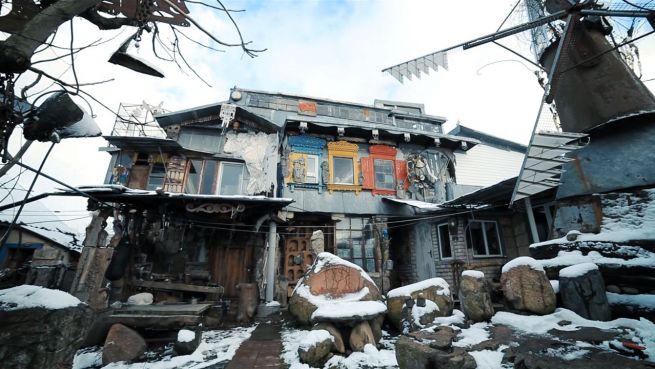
[284,236,314,296]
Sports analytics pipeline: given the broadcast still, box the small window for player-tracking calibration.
[467,220,502,257]
[147,163,166,190]
[305,154,319,184]
[333,157,354,184]
[218,162,244,195]
[437,223,452,259]
[335,217,376,272]
[374,159,395,190]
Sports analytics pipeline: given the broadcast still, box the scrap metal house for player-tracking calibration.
[75,89,540,313]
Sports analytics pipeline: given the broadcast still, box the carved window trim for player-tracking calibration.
[361,145,408,196]
[286,135,327,191]
[327,141,361,193]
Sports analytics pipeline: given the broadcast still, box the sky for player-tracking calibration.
[1,0,655,236]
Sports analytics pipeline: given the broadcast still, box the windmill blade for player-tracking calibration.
[382,9,568,83]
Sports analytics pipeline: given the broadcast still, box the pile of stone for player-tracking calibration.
[289,252,387,366]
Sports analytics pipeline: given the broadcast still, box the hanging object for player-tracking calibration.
[108,33,165,78]
[23,92,101,142]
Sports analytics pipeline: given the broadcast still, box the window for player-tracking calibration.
[437,223,452,259]
[374,159,395,190]
[218,162,245,195]
[466,220,502,256]
[305,155,319,184]
[335,217,376,272]
[333,157,354,184]
[147,162,166,190]
[327,141,361,192]
[361,145,407,196]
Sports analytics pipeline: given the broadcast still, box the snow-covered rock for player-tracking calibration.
[459,270,494,322]
[289,252,382,325]
[501,257,556,315]
[127,292,153,305]
[560,264,611,321]
[387,278,453,330]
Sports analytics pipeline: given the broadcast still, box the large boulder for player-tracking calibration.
[396,335,476,369]
[0,286,94,369]
[559,263,611,321]
[102,323,147,365]
[349,320,375,352]
[459,270,494,322]
[387,278,453,330]
[298,329,334,367]
[289,252,382,325]
[501,257,556,315]
[312,323,345,353]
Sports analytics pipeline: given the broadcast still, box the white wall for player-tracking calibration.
[454,144,524,187]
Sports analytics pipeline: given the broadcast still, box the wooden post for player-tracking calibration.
[69,208,113,310]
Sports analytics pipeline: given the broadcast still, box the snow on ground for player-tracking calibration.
[73,325,256,369]
[386,278,451,298]
[298,329,334,351]
[0,285,81,310]
[469,345,509,369]
[544,346,590,360]
[492,308,655,361]
[452,322,491,347]
[411,300,440,328]
[281,326,398,369]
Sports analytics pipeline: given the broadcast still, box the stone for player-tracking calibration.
[369,315,385,344]
[396,336,476,369]
[310,230,325,255]
[547,327,619,344]
[501,264,556,315]
[298,333,333,367]
[621,286,639,295]
[459,272,494,322]
[289,253,381,325]
[313,323,345,354]
[0,303,94,369]
[102,323,147,365]
[236,283,258,323]
[606,285,621,294]
[173,329,201,356]
[349,321,375,352]
[559,266,611,321]
[387,278,453,330]
[127,292,153,305]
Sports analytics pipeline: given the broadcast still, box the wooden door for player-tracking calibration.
[284,237,314,296]
[209,246,254,298]
[128,165,150,189]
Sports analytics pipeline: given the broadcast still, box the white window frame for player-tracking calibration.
[467,220,503,257]
[437,223,453,260]
[305,154,319,184]
[216,162,245,195]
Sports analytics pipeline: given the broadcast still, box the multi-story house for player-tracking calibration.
[73,90,537,316]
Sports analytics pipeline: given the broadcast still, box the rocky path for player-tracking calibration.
[226,321,283,369]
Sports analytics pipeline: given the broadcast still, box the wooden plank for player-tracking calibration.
[210,246,254,297]
[130,279,224,294]
[106,314,201,329]
[117,303,212,316]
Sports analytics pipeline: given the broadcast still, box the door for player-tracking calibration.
[283,236,314,296]
[209,245,254,298]
[415,222,436,281]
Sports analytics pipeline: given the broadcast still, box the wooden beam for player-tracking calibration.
[131,278,224,295]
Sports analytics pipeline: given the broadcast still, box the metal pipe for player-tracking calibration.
[265,220,277,302]
[524,197,540,243]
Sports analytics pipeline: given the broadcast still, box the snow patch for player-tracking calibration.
[387,278,450,298]
[452,322,491,347]
[298,329,334,351]
[411,300,439,327]
[294,284,371,307]
[550,280,560,294]
[462,270,485,279]
[544,347,589,360]
[559,263,598,278]
[469,345,508,369]
[540,250,655,269]
[607,292,655,310]
[266,300,281,307]
[177,329,195,343]
[0,285,81,311]
[501,256,544,273]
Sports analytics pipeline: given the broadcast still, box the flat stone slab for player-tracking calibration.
[311,301,386,323]
[116,303,212,316]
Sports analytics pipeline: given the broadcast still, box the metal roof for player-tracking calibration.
[154,104,282,132]
[511,131,588,204]
[448,124,527,153]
